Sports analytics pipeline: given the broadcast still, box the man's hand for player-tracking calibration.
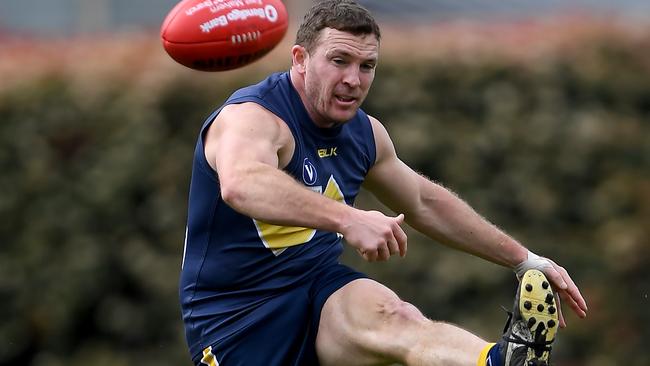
[341,210,408,262]
[516,252,588,328]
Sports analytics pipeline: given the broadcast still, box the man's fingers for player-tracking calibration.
[363,242,391,262]
[358,248,377,262]
[399,235,407,257]
[550,261,588,312]
[564,283,588,316]
[560,288,587,319]
[558,267,588,314]
[542,264,588,327]
[517,254,588,327]
[393,213,408,257]
[387,238,400,256]
[352,212,408,262]
[550,264,588,318]
[555,293,567,328]
[377,244,390,261]
[544,266,568,290]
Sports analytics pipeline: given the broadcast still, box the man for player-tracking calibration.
[180,1,588,365]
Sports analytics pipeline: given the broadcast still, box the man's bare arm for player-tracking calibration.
[205,103,406,261]
[363,116,587,323]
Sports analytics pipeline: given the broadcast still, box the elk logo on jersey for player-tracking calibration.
[318,147,338,158]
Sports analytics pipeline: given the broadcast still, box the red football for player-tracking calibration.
[161,0,289,71]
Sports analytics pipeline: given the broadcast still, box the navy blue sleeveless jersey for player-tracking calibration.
[180,71,376,361]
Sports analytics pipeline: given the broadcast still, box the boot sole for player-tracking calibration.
[518,269,559,364]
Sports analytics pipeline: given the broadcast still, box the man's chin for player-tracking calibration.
[330,109,358,123]
[315,106,359,127]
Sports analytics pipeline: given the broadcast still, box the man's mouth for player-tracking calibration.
[335,95,356,104]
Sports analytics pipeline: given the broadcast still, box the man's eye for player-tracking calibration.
[333,58,346,65]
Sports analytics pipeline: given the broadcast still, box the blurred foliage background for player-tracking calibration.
[1,14,649,366]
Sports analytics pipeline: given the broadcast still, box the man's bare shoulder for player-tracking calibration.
[365,115,395,160]
[218,102,282,125]
[207,101,295,169]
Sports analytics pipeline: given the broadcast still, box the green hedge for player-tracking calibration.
[1,26,649,365]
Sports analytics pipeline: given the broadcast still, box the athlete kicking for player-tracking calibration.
[179,1,588,365]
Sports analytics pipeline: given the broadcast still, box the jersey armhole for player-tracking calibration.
[195,108,223,182]
[362,113,378,170]
[199,97,303,178]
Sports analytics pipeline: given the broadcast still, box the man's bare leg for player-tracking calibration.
[316,278,488,366]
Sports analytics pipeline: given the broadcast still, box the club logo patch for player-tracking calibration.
[302,158,317,186]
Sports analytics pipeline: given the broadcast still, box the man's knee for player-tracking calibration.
[318,281,433,364]
[356,297,434,362]
[375,298,427,327]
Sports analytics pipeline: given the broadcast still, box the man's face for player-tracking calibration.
[302,28,379,127]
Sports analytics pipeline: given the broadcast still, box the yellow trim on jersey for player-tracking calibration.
[323,175,345,203]
[254,175,346,251]
[254,221,316,249]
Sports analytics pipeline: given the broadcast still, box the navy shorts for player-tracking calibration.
[193,263,366,366]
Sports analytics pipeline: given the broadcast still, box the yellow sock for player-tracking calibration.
[477,342,496,366]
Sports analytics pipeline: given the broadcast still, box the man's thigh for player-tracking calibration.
[315,278,428,366]
[316,278,489,366]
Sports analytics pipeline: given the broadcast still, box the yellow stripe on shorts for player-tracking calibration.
[201,346,219,366]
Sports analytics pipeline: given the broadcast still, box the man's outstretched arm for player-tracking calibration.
[363,116,587,326]
[205,103,406,261]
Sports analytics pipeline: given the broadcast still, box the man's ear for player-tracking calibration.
[291,45,308,74]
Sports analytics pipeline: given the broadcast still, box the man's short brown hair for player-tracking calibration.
[295,0,381,53]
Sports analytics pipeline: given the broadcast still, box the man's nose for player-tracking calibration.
[342,66,361,88]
